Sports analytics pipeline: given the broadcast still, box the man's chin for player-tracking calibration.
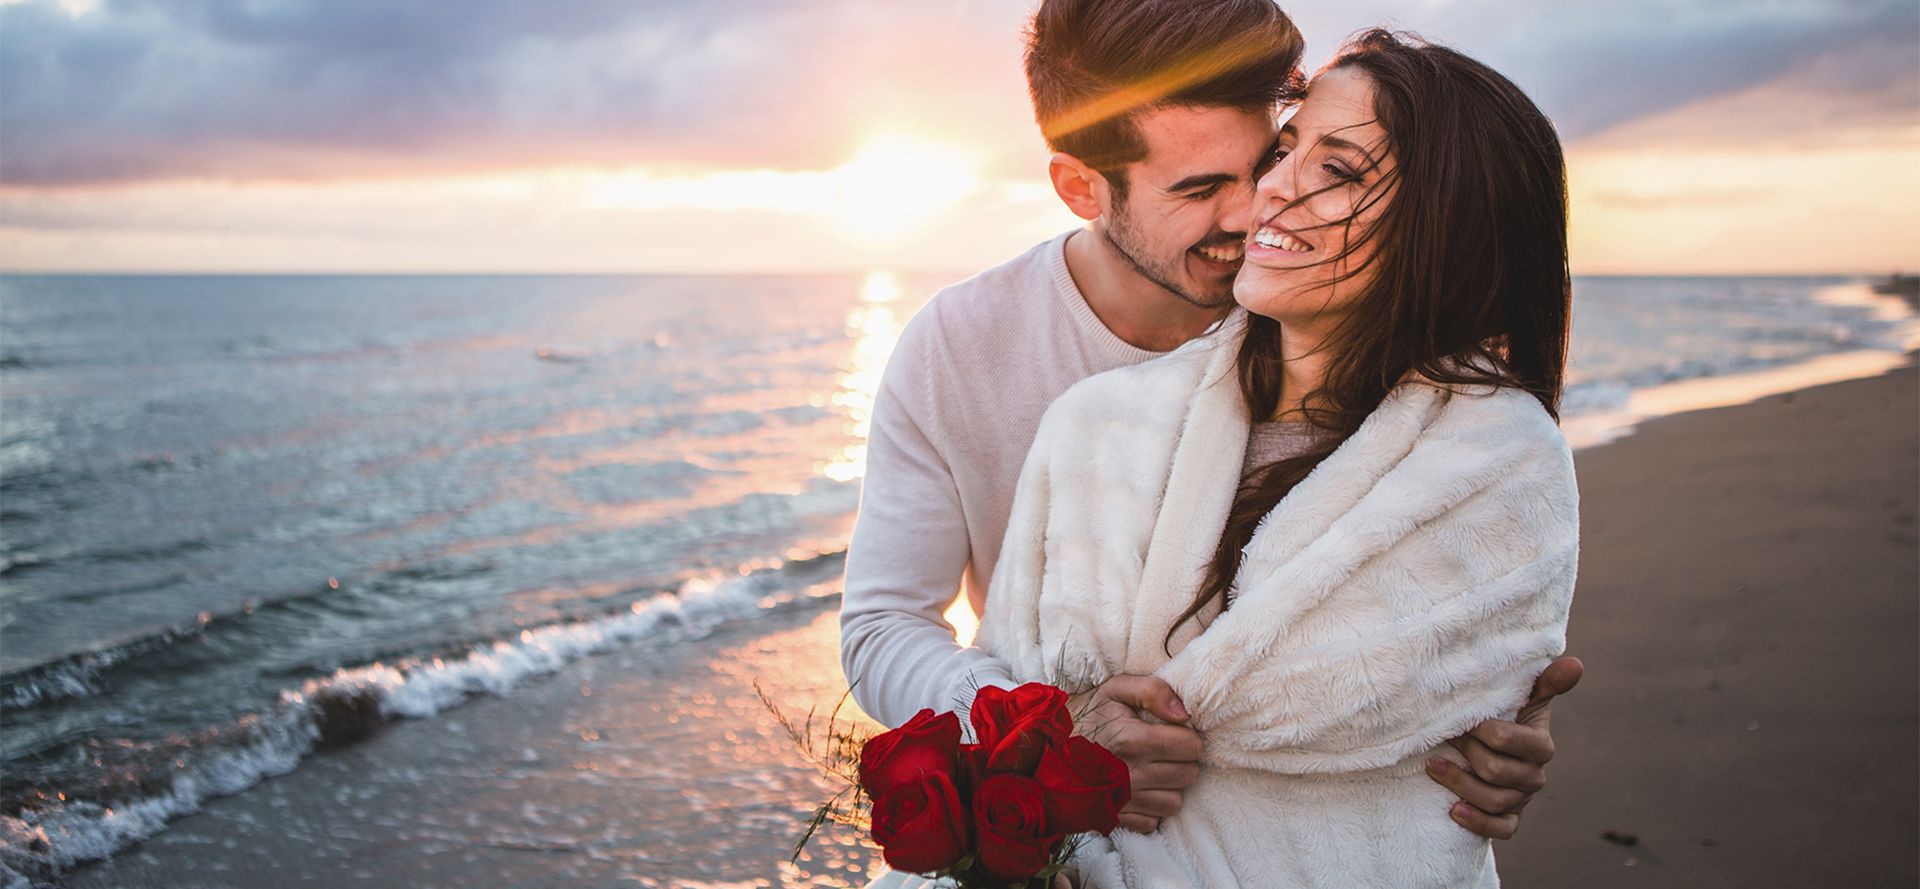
[1167,286,1237,311]
[1180,258,1243,305]
[1174,270,1239,310]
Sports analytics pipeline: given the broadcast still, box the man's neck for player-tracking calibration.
[1062,227,1231,352]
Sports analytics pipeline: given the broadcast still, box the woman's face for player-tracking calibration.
[1235,66,1396,327]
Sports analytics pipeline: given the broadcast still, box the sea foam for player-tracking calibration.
[0,559,841,886]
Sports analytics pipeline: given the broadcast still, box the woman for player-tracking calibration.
[976,31,1578,887]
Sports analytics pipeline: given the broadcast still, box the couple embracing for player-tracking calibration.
[840,0,1583,885]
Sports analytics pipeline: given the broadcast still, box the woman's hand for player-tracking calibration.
[1426,655,1584,839]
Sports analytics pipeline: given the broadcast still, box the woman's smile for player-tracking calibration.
[1249,222,1314,258]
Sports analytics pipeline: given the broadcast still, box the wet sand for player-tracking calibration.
[63,362,1918,888]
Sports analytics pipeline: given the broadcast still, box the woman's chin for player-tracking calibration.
[1232,292,1270,318]
[1232,266,1292,318]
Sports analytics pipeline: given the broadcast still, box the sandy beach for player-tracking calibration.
[1497,359,1918,888]
[59,361,1918,889]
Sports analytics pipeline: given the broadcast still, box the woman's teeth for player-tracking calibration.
[1254,228,1312,254]
[1194,243,1244,264]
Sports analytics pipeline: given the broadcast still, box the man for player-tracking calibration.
[840,0,1581,839]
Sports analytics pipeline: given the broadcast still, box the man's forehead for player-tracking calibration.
[1131,104,1277,177]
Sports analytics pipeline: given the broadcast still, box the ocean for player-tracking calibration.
[0,271,1914,885]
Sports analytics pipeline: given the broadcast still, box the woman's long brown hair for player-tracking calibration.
[1166,30,1573,650]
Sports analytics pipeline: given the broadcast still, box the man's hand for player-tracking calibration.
[1426,655,1584,840]
[1078,674,1203,834]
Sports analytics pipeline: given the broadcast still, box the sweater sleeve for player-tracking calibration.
[839,307,1019,729]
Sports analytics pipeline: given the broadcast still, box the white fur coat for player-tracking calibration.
[973,312,1579,888]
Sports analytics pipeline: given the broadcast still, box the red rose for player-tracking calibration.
[860,709,961,800]
[954,742,988,796]
[1034,735,1131,835]
[969,683,1072,775]
[972,773,1062,880]
[870,772,970,874]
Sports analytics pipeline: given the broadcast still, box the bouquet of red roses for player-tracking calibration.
[766,681,1130,888]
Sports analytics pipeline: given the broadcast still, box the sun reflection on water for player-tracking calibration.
[820,272,903,483]
[817,273,978,646]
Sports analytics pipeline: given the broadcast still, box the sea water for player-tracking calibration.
[0,271,1912,884]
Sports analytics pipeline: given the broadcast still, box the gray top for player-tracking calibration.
[1242,419,1328,478]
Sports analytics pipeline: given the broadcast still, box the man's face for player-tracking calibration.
[1100,104,1278,309]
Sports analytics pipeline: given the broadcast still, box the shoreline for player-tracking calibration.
[31,357,1920,889]
[1560,346,1917,449]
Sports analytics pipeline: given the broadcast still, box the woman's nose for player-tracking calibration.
[1254,155,1297,208]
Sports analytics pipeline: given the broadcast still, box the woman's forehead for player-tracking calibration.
[1290,67,1380,141]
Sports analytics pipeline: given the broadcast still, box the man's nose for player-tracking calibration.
[1216,179,1258,238]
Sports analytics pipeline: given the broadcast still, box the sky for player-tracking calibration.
[0,0,1915,275]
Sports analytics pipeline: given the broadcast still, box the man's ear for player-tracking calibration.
[1048,152,1112,221]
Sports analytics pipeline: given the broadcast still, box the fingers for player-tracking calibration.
[1426,755,1534,816]
[1427,743,1536,840]
[1116,812,1161,834]
[1085,713,1205,764]
[1448,801,1520,841]
[1465,714,1555,768]
[1094,674,1191,724]
[1085,672,1202,840]
[1536,655,1585,699]
[1129,760,1201,792]
[1125,788,1185,819]
[1452,733,1549,794]
[1520,655,1584,720]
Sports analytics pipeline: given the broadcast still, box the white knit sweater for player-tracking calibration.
[839,231,1169,729]
[976,313,1580,888]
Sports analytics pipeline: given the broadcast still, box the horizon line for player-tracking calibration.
[0,268,1909,279]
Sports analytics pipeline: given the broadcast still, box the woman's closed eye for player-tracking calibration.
[1322,161,1361,184]
[1265,145,1362,187]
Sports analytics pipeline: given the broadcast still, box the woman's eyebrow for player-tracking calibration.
[1279,123,1383,168]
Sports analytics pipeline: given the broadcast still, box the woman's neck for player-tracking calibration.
[1273,320,1335,421]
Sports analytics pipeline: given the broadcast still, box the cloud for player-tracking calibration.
[1569,32,1920,153]
[0,0,1913,188]
[1284,0,1918,139]
[0,0,1042,185]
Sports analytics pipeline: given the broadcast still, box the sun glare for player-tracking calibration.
[831,133,982,246]
[549,131,982,251]
[945,592,980,648]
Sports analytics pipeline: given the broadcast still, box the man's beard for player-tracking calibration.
[1103,206,1239,310]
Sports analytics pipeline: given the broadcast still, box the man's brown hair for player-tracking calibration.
[1024,0,1306,199]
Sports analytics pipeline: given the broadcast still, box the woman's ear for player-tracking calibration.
[1048,152,1113,221]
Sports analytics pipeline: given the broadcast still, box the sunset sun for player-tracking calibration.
[830,132,982,245]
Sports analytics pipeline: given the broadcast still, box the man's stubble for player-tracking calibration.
[1101,198,1239,311]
